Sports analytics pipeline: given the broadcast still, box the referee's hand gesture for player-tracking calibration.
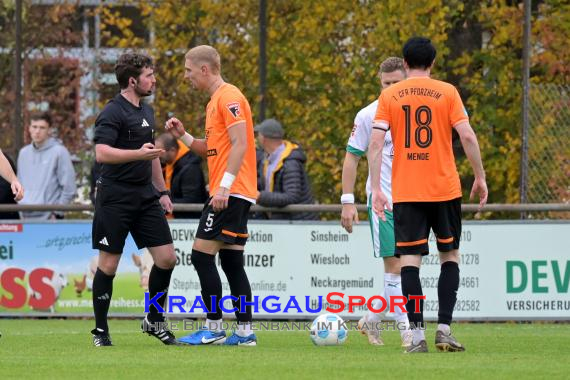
[139,142,164,160]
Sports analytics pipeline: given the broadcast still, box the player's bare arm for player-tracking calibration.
[341,152,360,233]
[0,151,24,201]
[95,143,163,164]
[369,126,390,221]
[209,121,247,212]
[10,178,24,202]
[165,117,208,158]
[454,121,488,210]
[224,121,247,175]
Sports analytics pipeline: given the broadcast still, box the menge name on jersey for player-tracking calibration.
[408,152,430,161]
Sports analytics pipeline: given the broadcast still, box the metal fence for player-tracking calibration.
[527,84,570,205]
[1,203,569,214]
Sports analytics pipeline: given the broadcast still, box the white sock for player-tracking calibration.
[384,273,410,330]
[367,298,387,322]
[236,322,252,337]
[412,329,425,345]
[438,323,451,335]
[206,318,223,331]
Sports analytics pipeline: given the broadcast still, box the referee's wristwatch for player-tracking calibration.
[158,190,171,197]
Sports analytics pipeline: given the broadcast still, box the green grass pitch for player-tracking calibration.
[0,320,568,379]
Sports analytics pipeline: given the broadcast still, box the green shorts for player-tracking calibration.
[367,205,396,258]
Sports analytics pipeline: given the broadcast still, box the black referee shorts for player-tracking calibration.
[196,196,252,246]
[92,179,173,254]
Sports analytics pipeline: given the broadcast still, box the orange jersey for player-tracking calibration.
[373,77,468,202]
[205,83,257,200]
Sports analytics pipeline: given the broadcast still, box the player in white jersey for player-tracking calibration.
[340,57,411,347]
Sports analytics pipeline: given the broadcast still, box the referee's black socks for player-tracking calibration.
[438,261,460,326]
[220,249,252,323]
[92,268,115,333]
[147,264,174,322]
[191,249,223,320]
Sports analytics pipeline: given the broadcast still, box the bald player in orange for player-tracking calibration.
[369,37,487,353]
[165,45,258,346]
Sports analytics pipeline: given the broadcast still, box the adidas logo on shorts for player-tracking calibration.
[99,237,109,246]
[97,293,110,301]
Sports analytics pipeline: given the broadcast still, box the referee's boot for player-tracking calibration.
[141,315,180,345]
[92,328,113,347]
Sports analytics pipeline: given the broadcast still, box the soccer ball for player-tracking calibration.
[309,313,348,346]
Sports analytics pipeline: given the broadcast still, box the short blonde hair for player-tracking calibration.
[185,45,221,74]
[379,57,405,74]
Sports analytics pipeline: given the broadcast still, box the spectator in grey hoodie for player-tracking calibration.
[17,112,76,219]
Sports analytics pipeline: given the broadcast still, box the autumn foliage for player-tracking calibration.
[0,0,567,213]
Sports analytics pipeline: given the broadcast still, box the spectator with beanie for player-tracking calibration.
[255,118,318,220]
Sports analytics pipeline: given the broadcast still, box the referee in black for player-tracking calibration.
[91,53,178,346]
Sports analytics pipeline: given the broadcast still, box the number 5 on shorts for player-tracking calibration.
[206,212,214,228]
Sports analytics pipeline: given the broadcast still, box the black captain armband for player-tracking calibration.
[158,190,171,197]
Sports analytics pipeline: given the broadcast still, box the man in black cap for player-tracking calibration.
[255,118,317,220]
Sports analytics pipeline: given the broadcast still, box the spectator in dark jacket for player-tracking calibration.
[155,133,207,219]
[255,119,318,220]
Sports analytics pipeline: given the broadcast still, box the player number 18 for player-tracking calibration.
[402,105,433,148]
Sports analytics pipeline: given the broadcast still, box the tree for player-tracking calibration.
[0,1,84,157]
[2,0,567,216]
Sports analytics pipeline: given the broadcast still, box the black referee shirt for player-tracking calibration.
[94,94,155,185]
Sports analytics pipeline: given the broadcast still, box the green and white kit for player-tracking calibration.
[346,99,395,257]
